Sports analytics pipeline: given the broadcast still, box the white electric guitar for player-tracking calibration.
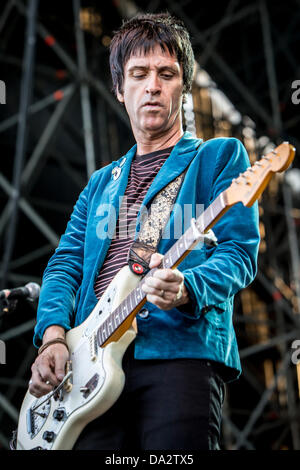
[15,142,295,450]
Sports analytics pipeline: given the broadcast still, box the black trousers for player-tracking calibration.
[74,344,225,450]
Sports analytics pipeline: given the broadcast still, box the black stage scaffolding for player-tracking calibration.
[0,0,299,450]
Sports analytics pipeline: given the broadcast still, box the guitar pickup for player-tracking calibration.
[89,332,98,361]
[26,408,34,436]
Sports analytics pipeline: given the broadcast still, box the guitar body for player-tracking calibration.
[16,266,140,450]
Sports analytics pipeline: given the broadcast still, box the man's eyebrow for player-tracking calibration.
[127,65,179,73]
[127,65,148,72]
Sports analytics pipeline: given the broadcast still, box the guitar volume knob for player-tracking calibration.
[42,431,55,442]
[53,409,65,421]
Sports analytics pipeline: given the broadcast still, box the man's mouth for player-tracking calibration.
[142,102,162,108]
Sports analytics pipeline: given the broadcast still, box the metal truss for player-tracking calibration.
[0,0,130,449]
[0,0,299,450]
[164,0,300,148]
[131,0,300,449]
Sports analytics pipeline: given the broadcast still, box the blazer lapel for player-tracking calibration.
[108,144,137,212]
[140,132,202,209]
[93,145,137,274]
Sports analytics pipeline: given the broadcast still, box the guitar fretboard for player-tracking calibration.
[96,191,227,347]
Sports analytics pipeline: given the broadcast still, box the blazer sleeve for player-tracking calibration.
[181,137,260,318]
[33,181,90,347]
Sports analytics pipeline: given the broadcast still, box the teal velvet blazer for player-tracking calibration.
[33,132,260,381]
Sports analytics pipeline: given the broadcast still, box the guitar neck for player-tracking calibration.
[97,191,228,347]
[161,191,228,270]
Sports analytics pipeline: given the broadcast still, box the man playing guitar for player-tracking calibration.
[27,13,260,450]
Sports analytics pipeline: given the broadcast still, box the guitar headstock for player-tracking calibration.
[225,142,296,207]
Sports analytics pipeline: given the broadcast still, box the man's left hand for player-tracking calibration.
[141,253,190,310]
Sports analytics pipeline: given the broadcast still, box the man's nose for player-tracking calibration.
[145,73,161,94]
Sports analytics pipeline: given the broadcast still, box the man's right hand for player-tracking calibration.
[29,325,69,398]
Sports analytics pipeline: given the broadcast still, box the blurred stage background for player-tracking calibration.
[0,0,300,450]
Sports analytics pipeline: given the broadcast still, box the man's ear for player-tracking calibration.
[116,86,124,104]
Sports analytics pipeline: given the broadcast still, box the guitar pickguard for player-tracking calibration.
[81,285,118,341]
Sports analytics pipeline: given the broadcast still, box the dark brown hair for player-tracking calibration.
[109,13,194,96]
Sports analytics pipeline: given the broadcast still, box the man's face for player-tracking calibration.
[117,45,184,137]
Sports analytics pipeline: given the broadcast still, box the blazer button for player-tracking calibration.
[201,305,210,314]
[138,308,149,319]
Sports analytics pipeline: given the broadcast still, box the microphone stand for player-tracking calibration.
[0,295,18,319]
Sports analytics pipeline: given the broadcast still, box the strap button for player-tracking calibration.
[138,308,149,319]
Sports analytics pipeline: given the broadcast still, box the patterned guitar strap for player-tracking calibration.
[127,170,187,277]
